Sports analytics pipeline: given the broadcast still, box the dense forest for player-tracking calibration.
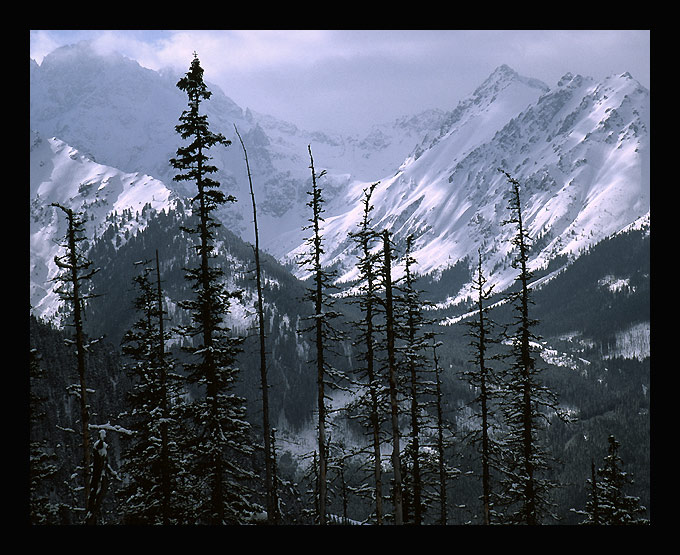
[29,55,650,525]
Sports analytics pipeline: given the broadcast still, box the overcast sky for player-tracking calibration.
[30,30,650,135]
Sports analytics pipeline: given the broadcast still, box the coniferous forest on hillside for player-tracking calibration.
[29,55,650,526]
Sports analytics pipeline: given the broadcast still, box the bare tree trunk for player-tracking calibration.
[234,125,276,522]
[432,341,447,524]
[311,148,327,526]
[52,204,93,523]
[382,230,403,525]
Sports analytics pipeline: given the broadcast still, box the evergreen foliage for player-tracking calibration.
[170,53,253,524]
[578,435,648,524]
[379,229,404,524]
[296,144,345,524]
[429,339,457,525]
[495,170,566,524]
[28,57,649,527]
[396,234,432,525]
[29,315,129,524]
[461,250,503,524]
[344,182,388,524]
[118,257,185,524]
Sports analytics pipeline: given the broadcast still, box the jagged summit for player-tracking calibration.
[289,67,649,305]
[30,45,649,318]
[474,64,550,96]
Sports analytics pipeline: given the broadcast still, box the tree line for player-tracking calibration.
[29,54,648,525]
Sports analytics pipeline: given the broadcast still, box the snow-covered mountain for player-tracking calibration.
[28,40,452,321]
[29,129,175,320]
[291,66,650,306]
[30,41,650,324]
[29,41,446,260]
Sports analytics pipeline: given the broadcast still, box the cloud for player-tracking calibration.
[30,30,66,63]
[121,30,342,74]
[30,30,650,134]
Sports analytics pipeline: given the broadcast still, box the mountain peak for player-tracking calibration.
[492,63,518,78]
[556,71,590,88]
[475,64,550,97]
[36,41,159,98]
[39,39,136,68]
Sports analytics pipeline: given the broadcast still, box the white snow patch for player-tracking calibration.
[605,321,650,360]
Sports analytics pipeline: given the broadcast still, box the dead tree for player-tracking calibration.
[234,124,277,523]
[51,202,100,523]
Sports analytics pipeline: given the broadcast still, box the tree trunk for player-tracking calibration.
[155,249,172,525]
[234,125,276,523]
[382,230,403,525]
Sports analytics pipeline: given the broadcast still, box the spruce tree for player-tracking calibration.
[496,169,565,524]
[380,229,404,524]
[119,256,184,524]
[346,182,387,524]
[575,459,601,525]
[297,144,343,525]
[594,435,648,525]
[397,234,431,525]
[462,249,502,524]
[170,53,252,524]
[50,202,101,523]
[430,338,449,524]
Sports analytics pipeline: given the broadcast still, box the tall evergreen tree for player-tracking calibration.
[234,124,278,523]
[50,202,101,523]
[430,338,449,525]
[346,182,387,524]
[297,144,342,525]
[170,53,253,524]
[380,229,404,525]
[118,256,184,524]
[496,169,564,524]
[397,234,431,525]
[461,249,502,524]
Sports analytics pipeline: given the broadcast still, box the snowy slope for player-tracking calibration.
[29,42,448,260]
[30,129,175,320]
[286,68,650,306]
[30,42,650,318]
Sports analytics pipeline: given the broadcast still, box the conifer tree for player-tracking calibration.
[269,428,282,523]
[592,435,648,525]
[575,459,601,525]
[234,124,277,523]
[170,53,252,524]
[119,255,184,524]
[496,169,564,525]
[380,229,404,524]
[429,337,457,525]
[397,234,431,525]
[297,144,342,525]
[462,249,502,524]
[50,202,101,523]
[346,182,387,524]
